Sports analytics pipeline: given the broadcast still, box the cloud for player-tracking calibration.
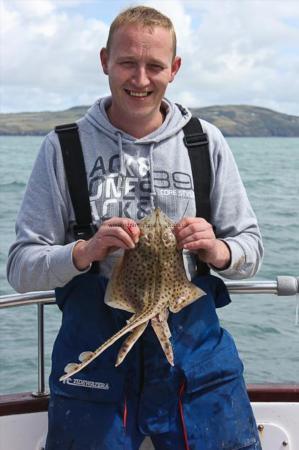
[1,0,109,111]
[1,0,299,114]
[165,0,299,114]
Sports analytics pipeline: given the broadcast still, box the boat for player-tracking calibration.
[0,276,298,450]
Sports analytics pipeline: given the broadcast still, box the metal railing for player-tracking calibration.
[0,276,298,397]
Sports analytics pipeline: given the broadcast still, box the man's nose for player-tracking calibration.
[131,66,150,87]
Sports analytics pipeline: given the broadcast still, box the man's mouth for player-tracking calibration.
[124,89,152,98]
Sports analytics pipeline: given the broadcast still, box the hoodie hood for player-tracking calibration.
[85,96,192,144]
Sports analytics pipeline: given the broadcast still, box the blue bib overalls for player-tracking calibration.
[46,273,261,450]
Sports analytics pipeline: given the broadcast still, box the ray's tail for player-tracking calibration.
[59,308,155,381]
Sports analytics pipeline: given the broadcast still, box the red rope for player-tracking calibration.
[123,397,128,430]
[179,382,190,450]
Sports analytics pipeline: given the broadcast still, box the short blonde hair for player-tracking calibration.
[106,6,177,59]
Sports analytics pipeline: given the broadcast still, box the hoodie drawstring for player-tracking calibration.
[148,142,156,210]
[117,132,126,178]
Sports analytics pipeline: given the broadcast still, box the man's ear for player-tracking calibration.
[169,56,181,83]
[100,48,109,75]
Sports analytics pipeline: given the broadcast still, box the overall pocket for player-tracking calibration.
[182,341,259,450]
[47,367,129,448]
[50,364,125,404]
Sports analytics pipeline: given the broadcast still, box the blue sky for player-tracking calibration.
[1,0,299,115]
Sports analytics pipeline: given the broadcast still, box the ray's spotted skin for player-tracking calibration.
[60,208,205,382]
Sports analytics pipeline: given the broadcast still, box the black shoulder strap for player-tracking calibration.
[55,123,98,272]
[182,117,211,222]
[182,114,211,276]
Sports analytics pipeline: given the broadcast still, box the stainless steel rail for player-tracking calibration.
[0,290,55,308]
[0,276,298,397]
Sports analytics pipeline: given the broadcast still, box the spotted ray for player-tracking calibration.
[60,208,206,381]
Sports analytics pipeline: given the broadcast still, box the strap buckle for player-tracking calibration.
[55,123,78,133]
[183,133,209,148]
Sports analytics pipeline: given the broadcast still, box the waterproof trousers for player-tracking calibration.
[46,274,262,450]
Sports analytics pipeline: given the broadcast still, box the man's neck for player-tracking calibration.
[106,105,166,139]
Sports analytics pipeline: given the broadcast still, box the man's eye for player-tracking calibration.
[149,64,163,71]
[121,61,134,67]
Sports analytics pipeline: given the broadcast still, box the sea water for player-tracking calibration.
[0,136,298,394]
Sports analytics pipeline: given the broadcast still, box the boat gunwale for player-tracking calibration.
[1,385,299,417]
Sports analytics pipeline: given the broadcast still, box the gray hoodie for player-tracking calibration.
[7,97,263,292]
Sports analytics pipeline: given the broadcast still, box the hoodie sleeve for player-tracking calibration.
[6,133,89,293]
[203,121,264,279]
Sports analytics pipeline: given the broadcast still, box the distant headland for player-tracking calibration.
[1,105,299,137]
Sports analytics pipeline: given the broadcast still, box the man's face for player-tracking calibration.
[100,25,181,126]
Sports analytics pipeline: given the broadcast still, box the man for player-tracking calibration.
[7,6,263,450]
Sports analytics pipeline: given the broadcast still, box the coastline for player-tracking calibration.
[1,105,299,137]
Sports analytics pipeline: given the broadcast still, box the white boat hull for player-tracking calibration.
[1,402,298,450]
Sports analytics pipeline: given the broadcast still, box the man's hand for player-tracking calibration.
[72,218,140,271]
[173,217,231,270]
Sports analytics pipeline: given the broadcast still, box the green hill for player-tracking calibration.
[0,106,87,136]
[192,105,299,137]
[1,105,299,137]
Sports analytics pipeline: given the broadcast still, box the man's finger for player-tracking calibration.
[100,225,136,249]
[105,218,140,241]
[182,238,213,251]
[125,222,140,243]
[174,218,210,238]
[177,231,214,248]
